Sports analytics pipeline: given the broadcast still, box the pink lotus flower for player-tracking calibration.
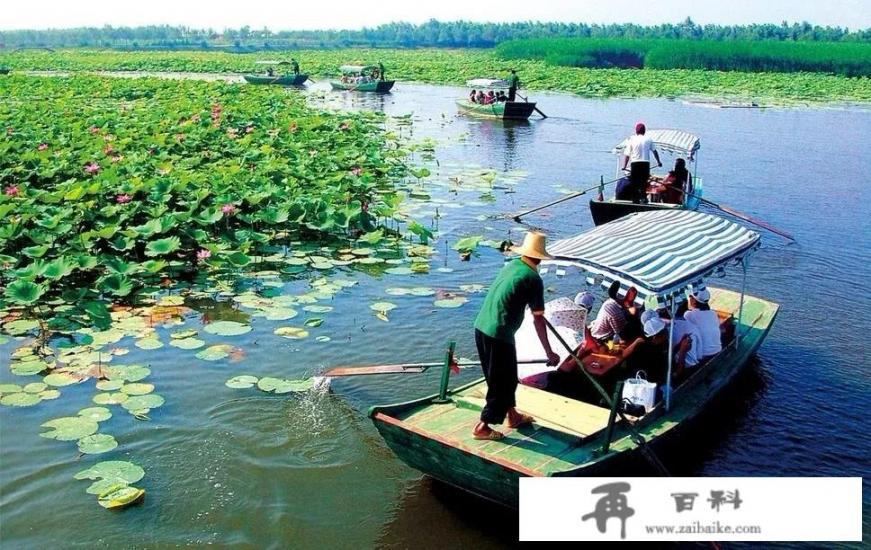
[350,167,363,176]
[196,249,211,261]
[245,125,254,134]
[37,143,49,151]
[103,145,115,156]
[116,194,132,204]
[89,125,100,134]
[85,162,101,174]
[221,204,237,215]
[5,185,20,197]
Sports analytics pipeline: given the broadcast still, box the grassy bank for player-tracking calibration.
[496,38,871,77]
[1,48,869,103]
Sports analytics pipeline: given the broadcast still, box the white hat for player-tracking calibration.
[574,291,595,310]
[691,288,711,303]
[640,309,660,324]
[643,317,666,338]
[510,231,553,260]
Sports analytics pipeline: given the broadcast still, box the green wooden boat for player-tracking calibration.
[243,73,308,86]
[455,99,537,121]
[370,210,778,507]
[329,65,394,92]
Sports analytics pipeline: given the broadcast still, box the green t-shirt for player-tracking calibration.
[474,259,545,343]
[507,74,519,87]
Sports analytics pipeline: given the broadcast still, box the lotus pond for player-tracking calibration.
[1,76,869,547]
[2,48,870,104]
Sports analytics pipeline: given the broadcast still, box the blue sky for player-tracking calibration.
[2,0,868,30]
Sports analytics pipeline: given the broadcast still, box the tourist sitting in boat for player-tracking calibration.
[476,90,486,103]
[668,300,704,378]
[620,317,671,381]
[485,91,496,104]
[685,288,722,359]
[496,91,508,102]
[589,282,642,346]
[660,158,693,204]
[469,89,478,103]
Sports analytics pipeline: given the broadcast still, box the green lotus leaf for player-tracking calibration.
[433,297,469,308]
[302,305,332,313]
[12,359,51,376]
[39,389,61,400]
[4,280,46,305]
[134,337,163,350]
[75,460,145,484]
[104,364,151,382]
[78,434,119,454]
[272,378,315,394]
[226,252,252,267]
[2,319,40,335]
[358,229,384,244]
[145,236,181,257]
[121,383,154,395]
[168,337,205,350]
[0,383,23,394]
[86,478,128,496]
[256,377,283,392]
[195,344,233,361]
[96,379,125,391]
[79,406,113,422]
[1,393,41,407]
[93,392,129,405]
[225,375,259,389]
[98,486,145,509]
[384,267,413,275]
[303,318,324,328]
[121,394,165,411]
[99,274,134,297]
[273,327,309,339]
[40,416,99,441]
[409,287,436,296]
[170,329,198,339]
[203,321,251,336]
[140,259,168,273]
[22,245,50,258]
[261,307,298,321]
[315,336,331,343]
[40,256,76,281]
[370,301,397,312]
[23,382,48,393]
[43,371,82,386]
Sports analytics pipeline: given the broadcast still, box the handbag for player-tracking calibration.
[621,371,657,412]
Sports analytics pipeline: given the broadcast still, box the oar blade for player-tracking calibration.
[322,365,429,377]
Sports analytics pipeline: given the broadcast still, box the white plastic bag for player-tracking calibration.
[622,371,657,412]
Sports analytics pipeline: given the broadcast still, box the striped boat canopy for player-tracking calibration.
[542,210,760,300]
[466,78,509,89]
[613,129,701,160]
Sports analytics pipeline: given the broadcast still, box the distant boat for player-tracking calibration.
[0,67,10,75]
[370,210,778,507]
[457,78,538,120]
[330,65,394,92]
[589,129,703,226]
[243,61,308,86]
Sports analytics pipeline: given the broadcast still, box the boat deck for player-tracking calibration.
[383,382,613,476]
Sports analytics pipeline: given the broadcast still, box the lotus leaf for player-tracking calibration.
[385,267,413,275]
[303,318,324,328]
[44,372,82,387]
[315,336,332,343]
[145,236,181,257]
[12,360,51,376]
[225,375,259,389]
[203,321,252,336]
[274,327,309,339]
[302,305,332,314]
[23,382,48,393]
[104,364,151,382]
[434,297,469,308]
[98,486,145,509]
[157,295,185,306]
[370,302,397,312]
[134,337,164,350]
[169,337,205,350]
[1,393,41,407]
[0,383,23,394]
[96,379,124,391]
[121,383,154,395]
[39,389,61,400]
[3,319,40,335]
[79,407,113,422]
[170,329,198,339]
[195,344,233,361]
[78,434,119,454]
[99,274,134,297]
[409,287,436,296]
[40,416,99,441]
[262,307,298,321]
[93,392,129,405]
[121,394,165,411]
[75,460,145,484]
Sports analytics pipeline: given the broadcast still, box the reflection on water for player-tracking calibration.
[1,79,869,548]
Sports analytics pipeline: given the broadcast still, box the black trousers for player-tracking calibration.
[475,329,518,424]
[508,86,517,101]
[628,161,650,203]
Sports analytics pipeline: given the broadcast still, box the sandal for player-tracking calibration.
[473,428,505,441]
[507,413,535,429]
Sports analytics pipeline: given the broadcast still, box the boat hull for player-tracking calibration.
[243,74,309,86]
[330,80,395,92]
[456,100,536,120]
[589,199,684,225]
[370,288,779,508]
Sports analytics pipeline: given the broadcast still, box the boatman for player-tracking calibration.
[378,62,386,82]
[472,231,561,440]
[291,58,300,76]
[506,69,520,101]
[621,122,662,204]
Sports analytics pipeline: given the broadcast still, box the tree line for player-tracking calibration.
[2,19,869,50]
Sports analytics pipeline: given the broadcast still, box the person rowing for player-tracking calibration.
[472,231,560,441]
[621,122,662,204]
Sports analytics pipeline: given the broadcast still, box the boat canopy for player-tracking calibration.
[339,65,377,75]
[465,78,509,89]
[541,210,759,301]
[612,129,701,160]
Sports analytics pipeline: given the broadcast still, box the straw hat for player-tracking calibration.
[510,231,553,260]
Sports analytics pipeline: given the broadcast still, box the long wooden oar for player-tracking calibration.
[322,358,548,378]
[505,177,621,221]
[516,92,547,118]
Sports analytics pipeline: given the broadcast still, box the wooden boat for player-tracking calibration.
[458,78,538,120]
[370,210,778,507]
[243,61,308,86]
[589,129,703,226]
[330,65,395,92]
[0,68,10,75]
